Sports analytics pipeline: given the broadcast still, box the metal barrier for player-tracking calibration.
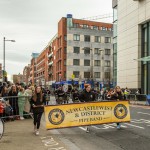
[126,94,147,101]
[0,96,32,119]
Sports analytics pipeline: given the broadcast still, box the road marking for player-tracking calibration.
[78,127,86,131]
[124,123,144,129]
[137,112,150,116]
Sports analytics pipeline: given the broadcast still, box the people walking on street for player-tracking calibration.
[79,84,96,133]
[30,86,45,135]
[18,86,28,120]
[110,86,124,129]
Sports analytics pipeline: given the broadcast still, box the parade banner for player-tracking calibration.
[44,101,130,129]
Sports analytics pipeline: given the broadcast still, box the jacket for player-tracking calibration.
[79,90,96,102]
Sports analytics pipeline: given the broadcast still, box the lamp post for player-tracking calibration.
[3,37,15,82]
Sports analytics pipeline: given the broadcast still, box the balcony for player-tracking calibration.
[49,71,53,76]
[48,61,53,66]
[48,52,53,58]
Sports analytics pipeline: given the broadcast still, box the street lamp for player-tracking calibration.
[3,37,15,82]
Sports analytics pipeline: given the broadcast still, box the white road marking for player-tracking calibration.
[78,127,86,131]
[137,112,150,115]
[124,123,144,129]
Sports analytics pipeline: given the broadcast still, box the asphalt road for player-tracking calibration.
[47,97,150,150]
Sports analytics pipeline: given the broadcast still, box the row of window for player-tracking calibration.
[73,71,110,79]
[73,34,111,43]
[73,47,111,55]
[73,59,111,67]
[73,23,113,31]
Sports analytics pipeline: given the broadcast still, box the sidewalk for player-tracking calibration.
[129,100,149,106]
[0,118,68,150]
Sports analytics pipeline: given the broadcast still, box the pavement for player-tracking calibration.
[0,117,68,150]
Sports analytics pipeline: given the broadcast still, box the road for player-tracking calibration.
[46,97,150,150]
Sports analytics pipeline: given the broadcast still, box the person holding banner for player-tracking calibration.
[30,86,45,135]
[79,84,96,132]
[111,86,124,129]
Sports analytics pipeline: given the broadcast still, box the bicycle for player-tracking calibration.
[0,98,5,140]
[0,117,4,139]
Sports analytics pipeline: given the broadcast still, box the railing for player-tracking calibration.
[126,94,147,101]
[0,96,32,119]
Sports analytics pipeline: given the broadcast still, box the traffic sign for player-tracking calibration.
[71,74,75,79]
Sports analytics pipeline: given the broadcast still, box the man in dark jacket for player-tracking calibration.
[79,84,96,102]
[79,84,96,133]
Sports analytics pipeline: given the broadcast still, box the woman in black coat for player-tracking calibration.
[30,86,45,135]
[111,86,124,129]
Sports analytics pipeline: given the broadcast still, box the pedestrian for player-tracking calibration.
[79,84,96,132]
[8,85,19,119]
[18,86,28,120]
[111,86,124,129]
[30,86,45,135]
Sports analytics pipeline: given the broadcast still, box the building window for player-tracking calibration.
[84,35,90,42]
[83,24,88,29]
[84,60,90,66]
[105,49,111,55]
[84,48,90,54]
[93,26,99,30]
[74,47,80,53]
[95,36,101,43]
[84,72,90,78]
[102,27,106,30]
[64,35,67,41]
[73,34,80,41]
[64,72,66,78]
[64,59,66,66]
[73,71,79,78]
[94,60,100,66]
[105,37,111,43]
[73,59,80,66]
[105,72,110,79]
[94,72,100,78]
[64,47,67,53]
[105,61,110,67]
[73,23,79,28]
[94,48,100,54]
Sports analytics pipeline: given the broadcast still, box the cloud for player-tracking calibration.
[0,0,112,76]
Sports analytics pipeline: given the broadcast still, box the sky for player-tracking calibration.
[0,0,113,76]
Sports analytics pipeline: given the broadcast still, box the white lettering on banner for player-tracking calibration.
[40,136,66,150]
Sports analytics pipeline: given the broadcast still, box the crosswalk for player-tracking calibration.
[78,118,150,131]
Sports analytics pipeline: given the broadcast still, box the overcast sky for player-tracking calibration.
[0,0,113,76]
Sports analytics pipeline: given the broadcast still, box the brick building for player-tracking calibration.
[28,15,113,88]
[36,48,49,87]
[29,53,39,85]
[49,15,113,87]
[23,64,30,85]
[13,73,24,84]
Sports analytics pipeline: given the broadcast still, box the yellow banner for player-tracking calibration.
[44,101,130,129]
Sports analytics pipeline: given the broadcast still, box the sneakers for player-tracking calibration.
[86,127,90,133]
[35,130,39,135]
[117,124,121,129]
[20,117,25,120]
